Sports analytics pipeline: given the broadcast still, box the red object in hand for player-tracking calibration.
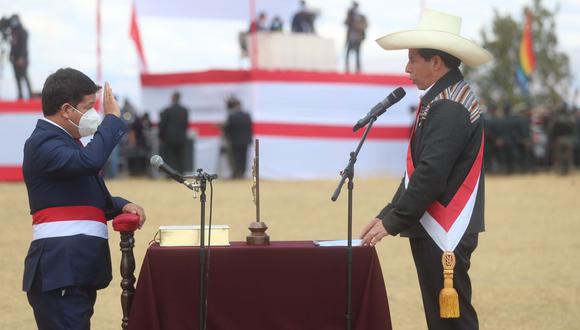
[113,213,140,232]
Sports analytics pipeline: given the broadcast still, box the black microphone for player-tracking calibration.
[352,87,406,132]
[150,155,184,183]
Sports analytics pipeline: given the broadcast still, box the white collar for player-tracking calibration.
[40,117,73,137]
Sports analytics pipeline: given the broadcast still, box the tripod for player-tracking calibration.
[331,116,377,330]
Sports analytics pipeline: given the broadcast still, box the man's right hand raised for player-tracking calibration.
[103,82,121,118]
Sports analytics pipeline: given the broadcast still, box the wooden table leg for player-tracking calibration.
[119,231,136,330]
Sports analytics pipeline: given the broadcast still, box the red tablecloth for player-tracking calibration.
[128,241,391,330]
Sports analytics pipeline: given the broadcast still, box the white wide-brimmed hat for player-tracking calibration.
[376,9,493,67]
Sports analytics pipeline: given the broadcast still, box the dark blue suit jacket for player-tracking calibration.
[23,115,129,292]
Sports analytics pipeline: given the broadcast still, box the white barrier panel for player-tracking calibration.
[142,70,418,180]
[250,33,337,72]
[0,100,43,181]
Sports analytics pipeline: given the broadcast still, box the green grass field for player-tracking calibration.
[1,173,579,329]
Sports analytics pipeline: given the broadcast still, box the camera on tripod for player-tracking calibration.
[0,15,19,42]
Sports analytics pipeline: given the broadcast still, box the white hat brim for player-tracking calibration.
[376,30,493,67]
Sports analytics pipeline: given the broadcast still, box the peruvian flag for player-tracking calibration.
[130,1,148,73]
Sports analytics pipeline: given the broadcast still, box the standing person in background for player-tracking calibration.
[483,104,500,173]
[158,91,189,174]
[360,9,492,329]
[22,68,146,329]
[291,1,318,34]
[549,103,577,175]
[344,2,368,73]
[530,108,550,170]
[574,106,580,167]
[223,96,253,179]
[496,104,518,174]
[9,14,32,99]
[514,105,533,172]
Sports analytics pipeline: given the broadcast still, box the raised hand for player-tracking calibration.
[103,82,121,118]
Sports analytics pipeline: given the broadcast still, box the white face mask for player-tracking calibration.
[68,106,102,137]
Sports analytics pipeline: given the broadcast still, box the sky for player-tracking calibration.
[1,0,579,108]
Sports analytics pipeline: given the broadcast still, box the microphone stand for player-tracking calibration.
[183,169,218,330]
[331,116,377,330]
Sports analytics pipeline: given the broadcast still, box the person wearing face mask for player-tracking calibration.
[22,68,146,329]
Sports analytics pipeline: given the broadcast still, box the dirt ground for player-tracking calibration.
[1,173,579,329]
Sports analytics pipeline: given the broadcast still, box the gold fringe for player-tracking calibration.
[439,251,460,318]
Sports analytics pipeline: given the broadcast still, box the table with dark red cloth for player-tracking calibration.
[128,241,391,330]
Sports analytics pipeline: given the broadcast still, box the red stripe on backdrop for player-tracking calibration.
[254,123,411,140]
[188,123,223,137]
[142,70,413,87]
[0,100,42,113]
[32,206,107,225]
[182,122,411,140]
[0,166,23,181]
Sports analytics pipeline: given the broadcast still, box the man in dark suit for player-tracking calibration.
[223,96,253,178]
[291,1,317,33]
[158,92,189,173]
[360,9,492,330]
[22,68,146,329]
[9,15,33,99]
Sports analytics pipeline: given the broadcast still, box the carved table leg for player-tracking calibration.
[119,232,136,330]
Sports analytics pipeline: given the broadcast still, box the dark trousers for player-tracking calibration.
[13,63,32,99]
[162,142,186,174]
[345,41,361,73]
[27,273,97,330]
[231,144,249,178]
[410,233,479,330]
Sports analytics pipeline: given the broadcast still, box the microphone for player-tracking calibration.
[150,155,184,183]
[352,87,406,132]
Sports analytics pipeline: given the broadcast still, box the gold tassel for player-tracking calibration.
[439,251,460,318]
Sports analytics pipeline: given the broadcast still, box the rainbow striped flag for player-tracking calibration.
[516,11,536,94]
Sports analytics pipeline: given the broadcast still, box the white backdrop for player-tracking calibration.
[0,71,418,181]
[142,70,418,180]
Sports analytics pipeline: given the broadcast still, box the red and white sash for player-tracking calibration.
[32,205,108,241]
[405,78,485,251]
[404,137,483,252]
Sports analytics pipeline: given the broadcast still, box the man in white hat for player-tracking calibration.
[360,9,492,330]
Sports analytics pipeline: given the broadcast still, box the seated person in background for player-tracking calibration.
[239,12,268,58]
[250,12,268,33]
[270,16,284,32]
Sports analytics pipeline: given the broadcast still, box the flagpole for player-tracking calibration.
[419,0,426,20]
[96,0,102,110]
[249,0,258,70]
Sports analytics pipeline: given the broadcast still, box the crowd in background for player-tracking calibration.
[107,97,580,180]
[106,93,253,180]
[482,103,579,175]
[240,1,368,73]
[2,7,579,179]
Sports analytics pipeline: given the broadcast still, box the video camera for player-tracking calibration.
[0,15,20,41]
